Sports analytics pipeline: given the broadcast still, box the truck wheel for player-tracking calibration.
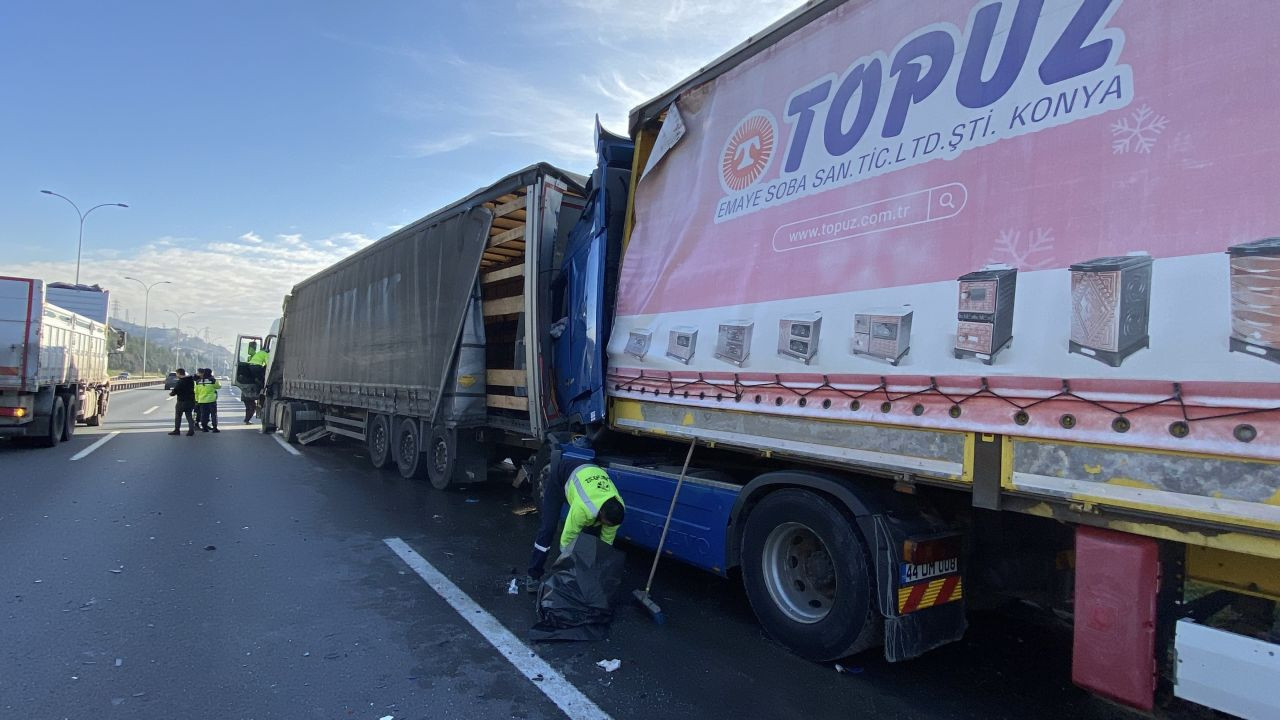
[740,489,880,661]
[280,403,299,443]
[36,396,66,448]
[426,425,456,490]
[395,417,427,480]
[366,414,393,469]
[62,396,77,441]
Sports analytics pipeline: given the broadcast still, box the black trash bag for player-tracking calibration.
[530,535,624,642]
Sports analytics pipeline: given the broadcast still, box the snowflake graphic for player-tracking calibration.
[1111,104,1168,154]
[987,228,1055,270]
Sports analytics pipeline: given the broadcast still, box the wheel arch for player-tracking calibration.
[726,470,896,572]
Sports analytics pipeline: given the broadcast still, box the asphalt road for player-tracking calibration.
[1,386,1138,720]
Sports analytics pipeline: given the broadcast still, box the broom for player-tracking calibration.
[632,437,697,624]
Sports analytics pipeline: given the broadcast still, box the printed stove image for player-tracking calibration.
[666,326,698,364]
[1069,253,1152,367]
[955,265,1016,365]
[625,328,653,360]
[715,320,754,366]
[778,312,821,364]
[1228,237,1280,365]
[852,308,912,366]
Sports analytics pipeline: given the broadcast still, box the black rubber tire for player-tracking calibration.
[36,396,66,448]
[280,402,299,443]
[259,398,277,434]
[366,414,393,469]
[425,425,456,490]
[740,489,880,662]
[395,417,427,480]
[62,396,77,441]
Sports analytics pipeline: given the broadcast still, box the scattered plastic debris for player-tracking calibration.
[512,506,537,516]
[596,659,621,673]
[108,567,123,574]
[834,663,863,674]
[465,498,480,504]
[114,658,123,667]
[303,652,310,657]
[507,579,519,595]
[380,715,394,720]
[33,579,42,584]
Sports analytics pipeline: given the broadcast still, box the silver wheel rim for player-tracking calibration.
[761,522,836,624]
[372,420,387,460]
[399,426,416,466]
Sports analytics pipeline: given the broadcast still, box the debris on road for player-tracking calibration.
[465,498,480,504]
[596,659,621,673]
[512,505,537,516]
[108,567,124,574]
[204,545,216,551]
[115,658,123,667]
[834,663,863,675]
[507,578,519,595]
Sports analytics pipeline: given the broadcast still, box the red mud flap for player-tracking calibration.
[1072,526,1159,711]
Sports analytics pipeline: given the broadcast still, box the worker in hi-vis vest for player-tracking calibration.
[248,348,269,366]
[524,457,626,592]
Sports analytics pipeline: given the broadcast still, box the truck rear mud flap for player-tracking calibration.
[866,514,968,662]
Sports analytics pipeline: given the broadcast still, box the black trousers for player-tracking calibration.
[197,402,218,429]
[174,400,196,432]
[526,475,567,580]
[242,397,256,422]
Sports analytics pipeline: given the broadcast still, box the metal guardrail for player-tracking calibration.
[109,378,165,391]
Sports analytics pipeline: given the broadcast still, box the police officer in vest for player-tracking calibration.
[524,450,626,592]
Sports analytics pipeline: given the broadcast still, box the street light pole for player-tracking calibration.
[164,310,194,369]
[41,190,129,285]
[122,276,171,378]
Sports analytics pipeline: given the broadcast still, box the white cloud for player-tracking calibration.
[370,1,805,169]
[408,133,476,157]
[6,231,375,352]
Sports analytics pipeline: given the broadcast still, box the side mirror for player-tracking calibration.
[263,335,275,352]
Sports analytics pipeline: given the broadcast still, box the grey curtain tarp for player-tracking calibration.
[277,206,494,422]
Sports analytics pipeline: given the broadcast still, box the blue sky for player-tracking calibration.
[1,0,799,346]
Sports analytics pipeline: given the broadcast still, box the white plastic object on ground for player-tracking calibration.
[595,659,621,673]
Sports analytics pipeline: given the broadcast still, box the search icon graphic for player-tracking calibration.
[939,192,956,209]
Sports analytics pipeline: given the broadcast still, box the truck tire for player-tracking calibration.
[62,396,77,441]
[280,403,299,443]
[740,489,880,662]
[36,396,66,448]
[426,425,456,490]
[395,417,427,480]
[366,414,393,469]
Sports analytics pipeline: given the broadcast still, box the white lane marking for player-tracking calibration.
[272,434,301,456]
[80,425,260,436]
[383,537,612,720]
[70,432,120,461]
[142,405,160,415]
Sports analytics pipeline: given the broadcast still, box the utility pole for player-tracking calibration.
[40,190,128,285]
[122,276,172,377]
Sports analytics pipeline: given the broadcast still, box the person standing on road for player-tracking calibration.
[168,368,197,436]
[194,368,220,433]
[524,447,626,592]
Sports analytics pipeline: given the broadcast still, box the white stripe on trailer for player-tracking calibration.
[1175,619,1280,719]
[70,431,119,461]
[383,537,611,720]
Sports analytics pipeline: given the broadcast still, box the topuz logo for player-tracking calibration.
[714,0,1132,224]
[720,110,777,193]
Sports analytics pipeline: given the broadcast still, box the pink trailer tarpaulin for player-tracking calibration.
[609,0,1280,463]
